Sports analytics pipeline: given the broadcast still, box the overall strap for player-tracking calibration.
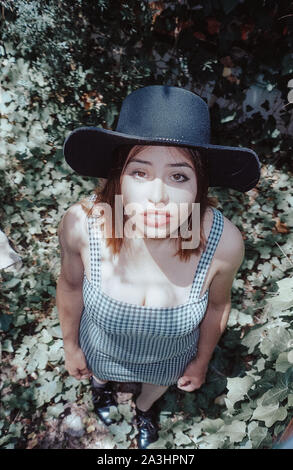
[86,194,102,288]
[190,208,224,301]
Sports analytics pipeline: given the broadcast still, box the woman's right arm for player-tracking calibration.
[56,204,92,380]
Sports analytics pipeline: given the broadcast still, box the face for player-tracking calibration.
[120,146,198,239]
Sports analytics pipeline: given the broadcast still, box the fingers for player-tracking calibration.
[177,376,191,388]
[178,382,198,392]
[80,367,92,377]
[177,376,201,392]
[69,367,92,381]
[79,368,92,380]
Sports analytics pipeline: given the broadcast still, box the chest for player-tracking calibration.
[81,239,218,309]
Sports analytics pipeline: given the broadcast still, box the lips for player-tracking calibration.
[142,210,171,227]
[143,210,171,217]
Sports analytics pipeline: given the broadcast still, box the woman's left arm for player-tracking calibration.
[177,225,245,392]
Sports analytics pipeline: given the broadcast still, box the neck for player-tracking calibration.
[120,236,178,266]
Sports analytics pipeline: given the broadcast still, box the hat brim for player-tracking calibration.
[63,126,261,192]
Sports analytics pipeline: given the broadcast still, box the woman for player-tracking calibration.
[56,85,261,449]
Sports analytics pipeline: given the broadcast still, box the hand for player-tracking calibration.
[177,359,208,392]
[64,345,92,380]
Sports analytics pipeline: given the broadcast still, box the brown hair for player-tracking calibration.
[80,144,218,261]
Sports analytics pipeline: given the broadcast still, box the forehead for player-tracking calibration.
[125,145,194,165]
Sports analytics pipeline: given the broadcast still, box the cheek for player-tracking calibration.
[121,176,143,206]
[169,181,197,204]
[168,182,197,220]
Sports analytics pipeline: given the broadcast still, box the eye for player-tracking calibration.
[131,170,146,179]
[171,173,190,183]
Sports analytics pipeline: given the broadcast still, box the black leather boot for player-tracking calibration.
[134,400,160,449]
[90,378,119,426]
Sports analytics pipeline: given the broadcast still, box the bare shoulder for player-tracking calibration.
[58,196,106,251]
[217,211,245,272]
[58,201,89,254]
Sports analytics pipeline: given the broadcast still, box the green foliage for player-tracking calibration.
[1,0,293,449]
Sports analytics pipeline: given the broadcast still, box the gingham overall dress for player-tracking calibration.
[79,195,224,386]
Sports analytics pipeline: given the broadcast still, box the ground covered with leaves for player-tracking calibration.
[1,161,293,449]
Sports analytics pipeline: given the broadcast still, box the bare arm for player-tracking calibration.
[177,221,245,391]
[56,204,92,380]
[195,256,243,368]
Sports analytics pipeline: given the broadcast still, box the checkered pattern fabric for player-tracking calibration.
[79,194,224,386]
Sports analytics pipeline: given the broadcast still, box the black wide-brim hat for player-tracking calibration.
[63,85,261,192]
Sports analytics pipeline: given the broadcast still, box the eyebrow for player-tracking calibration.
[127,158,194,170]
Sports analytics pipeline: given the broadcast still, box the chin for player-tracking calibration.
[146,233,168,239]
[144,227,172,239]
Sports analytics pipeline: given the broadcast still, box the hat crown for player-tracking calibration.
[116,85,210,145]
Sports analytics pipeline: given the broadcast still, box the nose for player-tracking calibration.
[148,177,169,205]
